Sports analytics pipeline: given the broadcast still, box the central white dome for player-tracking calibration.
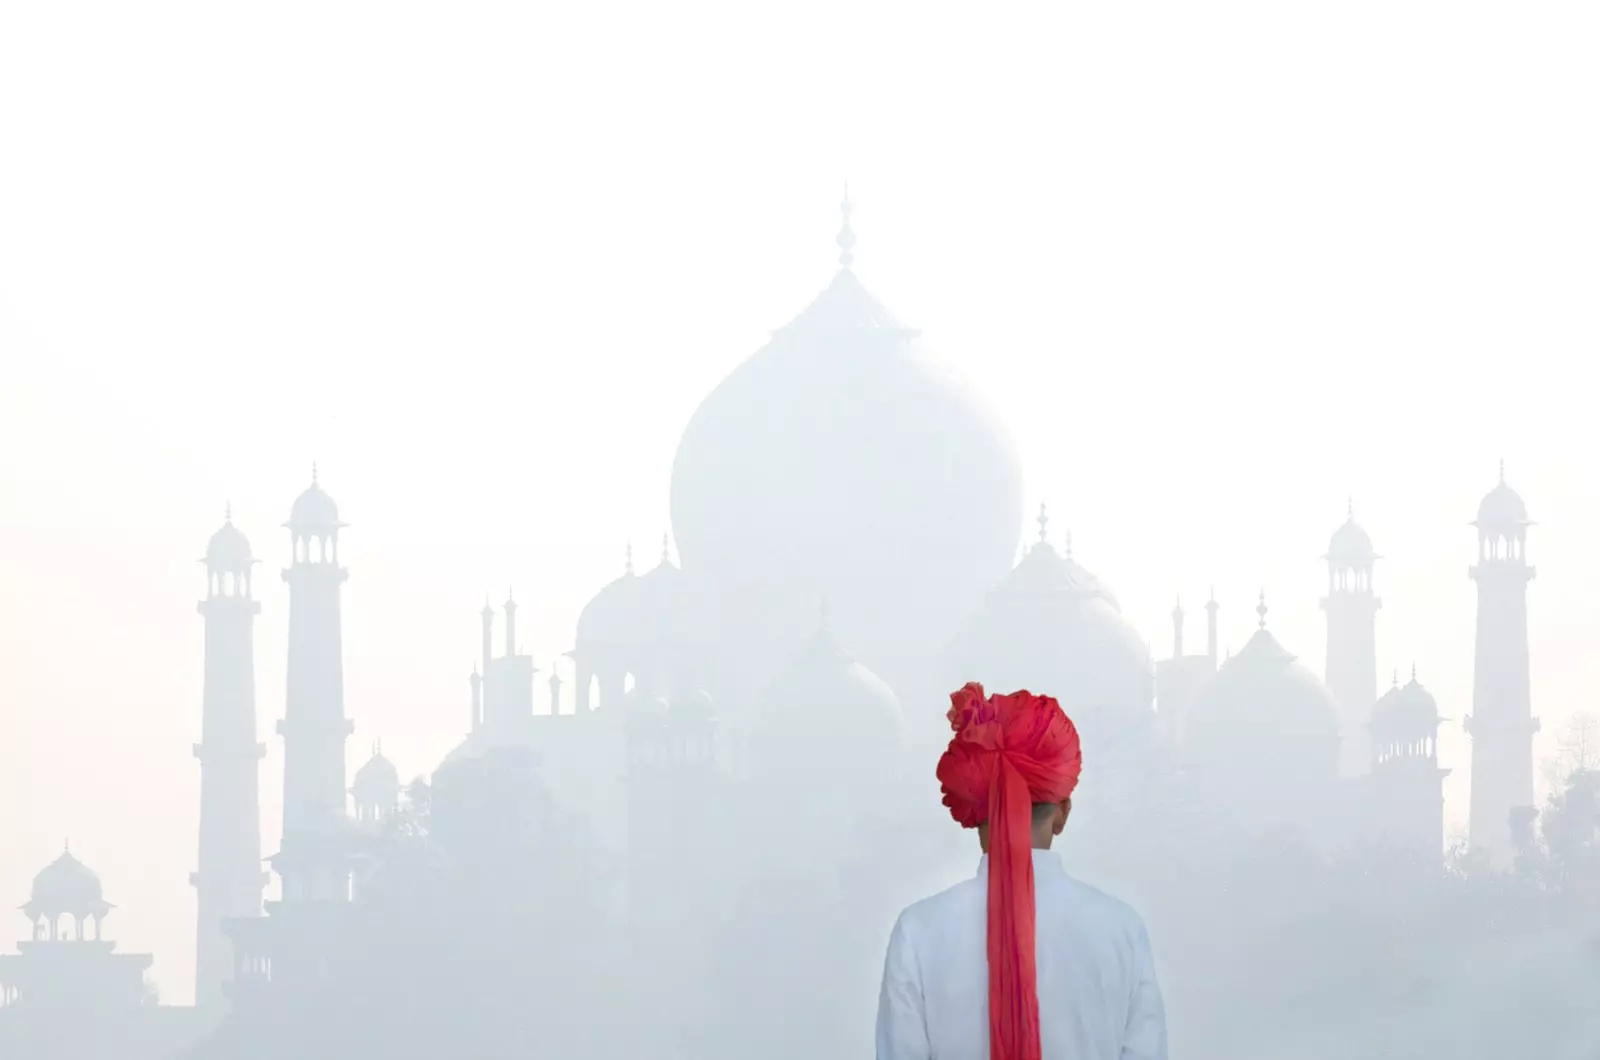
[668,206,1023,681]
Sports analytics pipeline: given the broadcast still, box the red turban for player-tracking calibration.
[936,682,1083,1060]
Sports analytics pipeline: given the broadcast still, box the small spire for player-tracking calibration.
[1346,496,1354,521]
[311,462,319,486]
[1256,589,1268,630]
[224,501,233,524]
[837,184,857,270]
[1064,530,1074,560]
[660,532,671,564]
[63,838,70,854]
[506,587,516,607]
[372,739,381,758]
[1498,458,1506,484]
[481,596,493,616]
[1392,669,1399,688]
[1410,662,1418,683]
[1037,503,1050,546]
[1206,586,1218,610]
[1172,594,1184,616]
[625,541,635,576]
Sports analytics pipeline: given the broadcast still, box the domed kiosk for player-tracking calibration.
[1187,593,1341,837]
[952,506,1153,759]
[669,195,1024,702]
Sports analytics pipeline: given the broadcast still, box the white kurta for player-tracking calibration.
[875,849,1167,1060]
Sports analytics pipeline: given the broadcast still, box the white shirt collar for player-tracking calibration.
[975,847,1067,879]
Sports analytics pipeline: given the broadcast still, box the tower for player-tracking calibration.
[1371,669,1450,862]
[1466,464,1537,865]
[1322,501,1381,777]
[276,467,354,892]
[191,507,267,1009]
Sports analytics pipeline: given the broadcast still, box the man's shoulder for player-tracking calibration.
[1049,872,1150,938]
[891,872,985,942]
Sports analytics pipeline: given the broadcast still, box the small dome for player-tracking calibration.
[1476,471,1528,530]
[1189,621,1340,777]
[575,567,642,653]
[353,748,400,793]
[1375,672,1441,733]
[1327,514,1375,565]
[750,622,904,779]
[575,544,691,661]
[287,470,342,531]
[28,850,108,915]
[205,515,254,570]
[952,535,1152,734]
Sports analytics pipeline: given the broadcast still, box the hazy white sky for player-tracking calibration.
[2,0,1597,1006]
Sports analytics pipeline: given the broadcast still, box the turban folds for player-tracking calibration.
[937,682,1083,1060]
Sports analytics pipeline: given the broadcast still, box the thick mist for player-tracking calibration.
[4,3,1600,1059]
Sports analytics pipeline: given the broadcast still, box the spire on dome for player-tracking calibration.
[312,462,319,486]
[625,541,635,576]
[1036,503,1049,546]
[1347,496,1354,521]
[660,532,671,564]
[1064,531,1074,561]
[1256,590,1268,630]
[1499,458,1506,484]
[837,184,856,270]
[225,502,233,524]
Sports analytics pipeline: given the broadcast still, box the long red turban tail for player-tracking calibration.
[937,683,1083,1060]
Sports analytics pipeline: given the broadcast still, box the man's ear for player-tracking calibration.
[1053,797,1072,836]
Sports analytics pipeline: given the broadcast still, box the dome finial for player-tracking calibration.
[837,183,856,270]
[1392,669,1399,688]
[311,461,319,486]
[1498,458,1506,484]
[1256,589,1268,630]
[1411,662,1418,683]
[1346,496,1354,521]
[1064,530,1074,560]
[660,532,671,564]
[225,501,233,524]
[625,540,635,576]
[1037,502,1049,546]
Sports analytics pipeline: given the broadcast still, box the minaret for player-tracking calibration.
[191,507,267,1009]
[1466,464,1538,865]
[1205,590,1219,668]
[277,467,353,851]
[1322,500,1381,777]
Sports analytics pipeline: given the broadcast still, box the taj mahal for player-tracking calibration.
[0,198,1542,1058]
